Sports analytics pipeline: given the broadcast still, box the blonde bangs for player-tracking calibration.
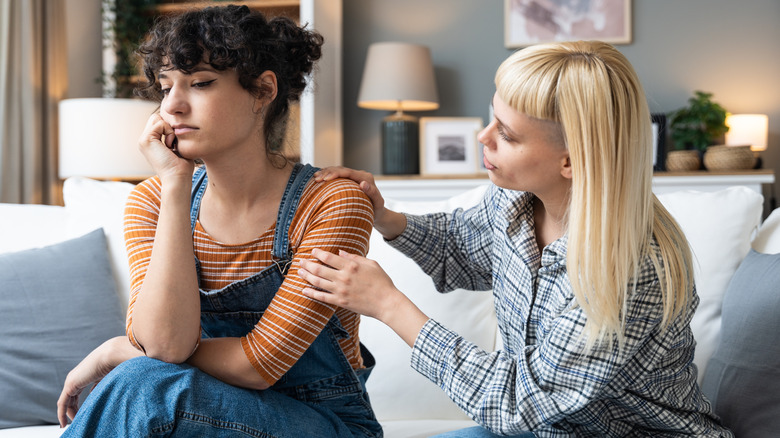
[495,44,563,123]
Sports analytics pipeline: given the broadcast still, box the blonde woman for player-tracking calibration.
[299,41,732,437]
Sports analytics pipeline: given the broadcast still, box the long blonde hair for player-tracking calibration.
[495,41,694,347]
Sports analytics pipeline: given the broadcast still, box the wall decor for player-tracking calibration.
[652,113,667,171]
[420,117,483,176]
[504,0,632,48]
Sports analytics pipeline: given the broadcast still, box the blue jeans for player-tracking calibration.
[432,426,535,438]
[63,356,367,437]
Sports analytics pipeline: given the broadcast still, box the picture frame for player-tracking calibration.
[420,117,483,176]
[651,113,667,171]
[504,0,632,48]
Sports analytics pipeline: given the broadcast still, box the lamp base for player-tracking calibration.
[381,112,419,175]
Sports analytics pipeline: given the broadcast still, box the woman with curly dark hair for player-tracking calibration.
[56,5,381,437]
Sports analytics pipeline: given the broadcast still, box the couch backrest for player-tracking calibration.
[657,187,763,383]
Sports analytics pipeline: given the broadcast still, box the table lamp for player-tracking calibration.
[59,98,158,180]
[725,113,769,168]
[358,42,439,175]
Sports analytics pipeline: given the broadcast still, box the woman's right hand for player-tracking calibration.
[138,113,194,181]
[57,336,143,428]
[314,166,406,239]
[314,166,385,212]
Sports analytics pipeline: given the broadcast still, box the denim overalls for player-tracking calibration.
[63,163,382,438]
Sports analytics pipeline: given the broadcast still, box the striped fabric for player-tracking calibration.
[123,174,373,385]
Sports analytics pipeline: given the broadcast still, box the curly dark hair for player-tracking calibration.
[135,5,323,157]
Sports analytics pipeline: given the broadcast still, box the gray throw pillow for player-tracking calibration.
[701,249,780,437]
[0,229,125,429]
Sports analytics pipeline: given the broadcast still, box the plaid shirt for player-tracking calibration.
[389,185,731,437]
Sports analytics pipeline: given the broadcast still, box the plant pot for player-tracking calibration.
[703,145,756,171]
[665,150,701,172]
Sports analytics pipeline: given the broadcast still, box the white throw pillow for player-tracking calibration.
[657,187,763,383]
[752,207,780,254]
[361,184,497,422]
[63,177,137,310]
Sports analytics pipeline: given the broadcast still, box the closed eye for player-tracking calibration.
[194,79,216,88]
[497,125,512,142]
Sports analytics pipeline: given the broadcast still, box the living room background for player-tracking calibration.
[64,0,780,201]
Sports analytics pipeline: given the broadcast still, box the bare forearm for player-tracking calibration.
[379,291,430,348]
[187,338,270,390]
[131,176,201,361]
[374,209,408,241]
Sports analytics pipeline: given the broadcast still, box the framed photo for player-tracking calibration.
[420,117,483,176]
[651,113,667,171]
[504,0,632,48]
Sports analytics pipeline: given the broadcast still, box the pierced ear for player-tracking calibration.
[561,156,573,180]
[257,71,278,103]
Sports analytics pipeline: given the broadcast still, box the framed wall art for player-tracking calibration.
[504,0,632,48]
[420,117,483,176]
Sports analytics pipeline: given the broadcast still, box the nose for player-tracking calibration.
[477,120,496,149]
[161,84,188,116]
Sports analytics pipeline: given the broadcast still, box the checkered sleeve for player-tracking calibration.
[388,185,501,293]
[411,250,690,434]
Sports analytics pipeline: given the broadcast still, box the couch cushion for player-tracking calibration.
[0,229,125,429]
[0,204,69,254]
[751,207,780,254]
[361,185,497,422]
[380,419,480,438]
[63,177,136,311]
[700,249,780,437]
[657,187,763,382]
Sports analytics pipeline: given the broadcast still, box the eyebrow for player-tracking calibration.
[158,65,218,80]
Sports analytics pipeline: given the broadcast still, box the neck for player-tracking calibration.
[532,185,570,247]
[201,153,292,210]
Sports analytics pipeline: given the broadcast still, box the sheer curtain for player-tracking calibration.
[0,0,67,204]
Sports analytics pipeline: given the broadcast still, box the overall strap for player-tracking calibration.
[190,166,208,231]
[271,163,319,261]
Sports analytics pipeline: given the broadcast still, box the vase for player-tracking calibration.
[665,150,701,171]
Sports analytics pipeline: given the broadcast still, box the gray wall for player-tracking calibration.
[67,1,780,203]
[343,0,780,206]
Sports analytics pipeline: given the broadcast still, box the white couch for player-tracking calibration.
[1,177,778,438]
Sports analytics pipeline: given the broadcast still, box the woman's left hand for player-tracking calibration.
[299,249,400,321]
[57,336,143,428]
[300,249,430,347]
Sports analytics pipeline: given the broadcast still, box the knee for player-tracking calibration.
[96,356,191,400]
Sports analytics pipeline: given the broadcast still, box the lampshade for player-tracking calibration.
[58,98,158,179]
[725,113,769,152]
[358,42,439,112]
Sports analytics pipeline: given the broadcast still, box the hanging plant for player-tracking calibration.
[101,0,159,98]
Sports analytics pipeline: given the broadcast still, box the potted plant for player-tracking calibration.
[666,91,728,171]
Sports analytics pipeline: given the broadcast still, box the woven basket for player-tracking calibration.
[703,145,756,171]
[665,150,701,171]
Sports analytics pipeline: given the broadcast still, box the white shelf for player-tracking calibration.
[376,170,775,202]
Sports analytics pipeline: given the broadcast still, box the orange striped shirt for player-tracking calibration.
[123,173,373,385]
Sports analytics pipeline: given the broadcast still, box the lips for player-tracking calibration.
[171,124,197,136]
[483,153,496,171]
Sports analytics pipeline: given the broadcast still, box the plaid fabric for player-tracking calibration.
[390,185,732,437]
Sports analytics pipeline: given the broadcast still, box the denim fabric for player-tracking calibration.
[431,426,535,438]
[64,163,381,437]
